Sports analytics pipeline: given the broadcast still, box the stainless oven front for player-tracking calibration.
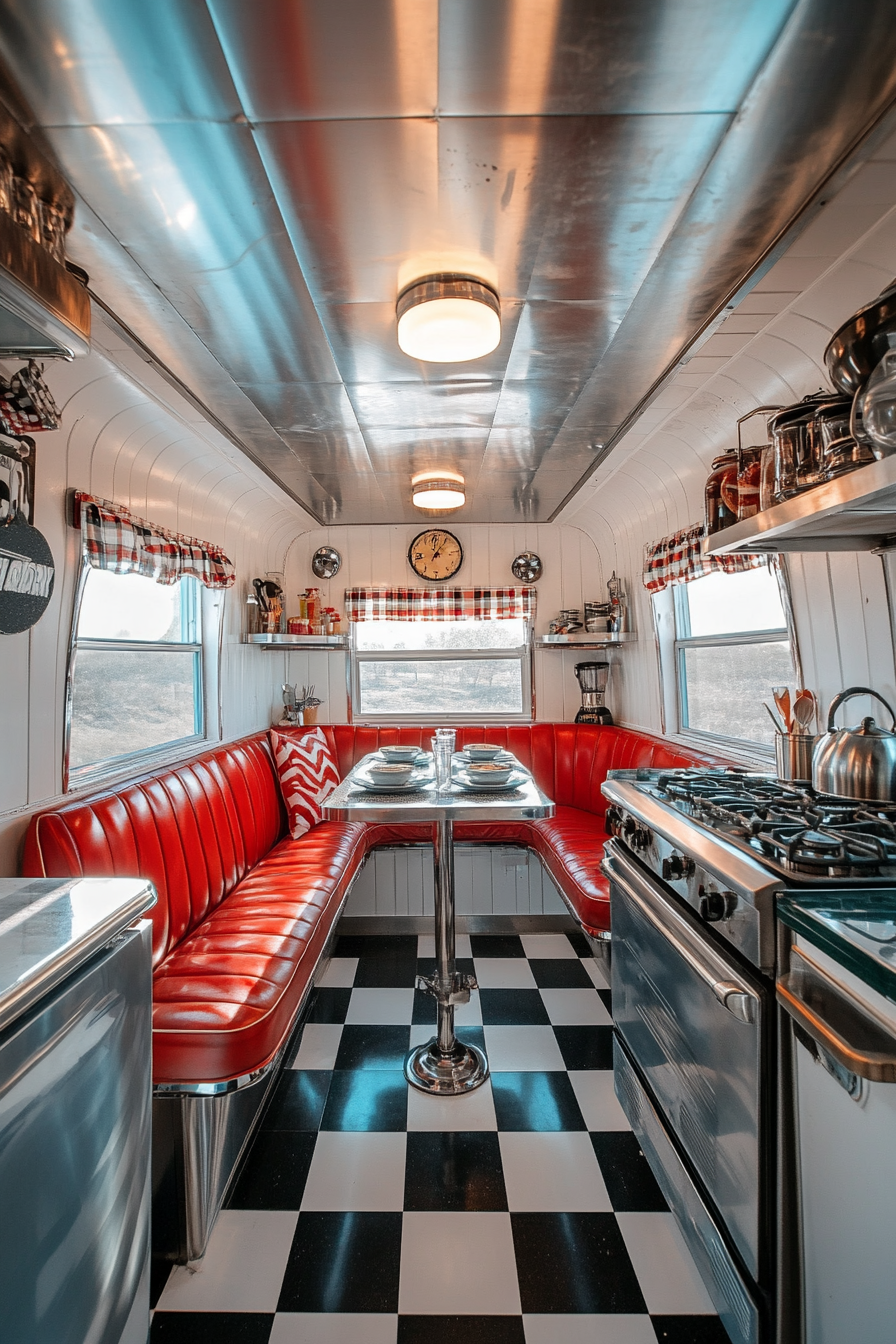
[604,839,772,1344]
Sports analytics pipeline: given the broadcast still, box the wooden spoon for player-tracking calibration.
[792,690,816,735]
[773,686,792,733]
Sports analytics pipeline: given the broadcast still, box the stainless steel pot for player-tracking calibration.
[812,686,896,802]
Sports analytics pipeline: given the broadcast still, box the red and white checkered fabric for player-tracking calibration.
[643,523,764,594]
[269,727,340,839]
[344,586,536,621]
[74,491,235,589]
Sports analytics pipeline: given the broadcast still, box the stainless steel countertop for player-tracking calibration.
[0,877,156,1033]
[322,752,554,824]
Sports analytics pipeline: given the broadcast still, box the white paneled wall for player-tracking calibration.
[343,844,567,919]
[277,522,605,723]
[0,311,309,875]
[561,139,896,738]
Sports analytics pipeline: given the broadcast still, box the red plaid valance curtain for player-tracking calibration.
[643,523,764,594]
[345,586,537,622]
[73,492,235,590]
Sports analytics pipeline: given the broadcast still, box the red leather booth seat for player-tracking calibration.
[22,724,727,1089]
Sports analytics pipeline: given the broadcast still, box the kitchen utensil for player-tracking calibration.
[775,733,816,783]
[857,350,896,457]
[812,686,896,802]
[768,393,835,501]
[825,278,896,395]
[252,577,269,612]
[792,690,816,734]
[773,686,792,733]
[574,661,612,725]
[764,701,785,734]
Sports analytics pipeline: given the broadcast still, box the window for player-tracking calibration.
[351,617,532,721]
[66,566,205,784]
[672,565,792,747]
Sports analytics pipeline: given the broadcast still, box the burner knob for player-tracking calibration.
[605,806,623,837]
[622,816,650,850]
[662,853,695,881]
[698,889,738,922]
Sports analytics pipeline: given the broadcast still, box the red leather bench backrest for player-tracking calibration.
[23,734,285,967]
[324,723,728,818]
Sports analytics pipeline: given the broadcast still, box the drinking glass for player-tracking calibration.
[431,730,455,792]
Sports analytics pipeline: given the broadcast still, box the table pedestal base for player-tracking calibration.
[405,1038,489,1094]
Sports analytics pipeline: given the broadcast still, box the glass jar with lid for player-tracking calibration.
[704,451,738,534]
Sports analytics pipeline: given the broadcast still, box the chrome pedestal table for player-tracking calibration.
[322,753,554,1095]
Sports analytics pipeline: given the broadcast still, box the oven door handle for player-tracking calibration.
[777,949,896,1083]
[602,843,759,1025]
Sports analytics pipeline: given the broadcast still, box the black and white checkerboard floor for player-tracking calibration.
[150,931,728,1344]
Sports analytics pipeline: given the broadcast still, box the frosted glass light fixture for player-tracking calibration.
[397,275,500,363]
[412,472,466,510]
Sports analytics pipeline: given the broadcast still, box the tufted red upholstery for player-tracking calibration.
[23,723,728,1087]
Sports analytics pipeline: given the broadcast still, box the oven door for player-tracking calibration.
[604,839,766,1281]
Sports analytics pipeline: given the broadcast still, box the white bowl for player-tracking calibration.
[367,762,415,784]
[379,744,419,762]
[466,762,513,784]
[465,743,503,760]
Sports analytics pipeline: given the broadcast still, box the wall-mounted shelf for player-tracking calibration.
[536,633,636,649]
[704,452,896,555]
[242,633,348,650]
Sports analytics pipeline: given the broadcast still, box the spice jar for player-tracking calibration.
[704,451,738,534]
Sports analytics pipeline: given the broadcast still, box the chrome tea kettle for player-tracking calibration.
[812,686,896,802]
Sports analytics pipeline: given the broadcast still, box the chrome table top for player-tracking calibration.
[0,876,156,1033]
[322,752,554,824]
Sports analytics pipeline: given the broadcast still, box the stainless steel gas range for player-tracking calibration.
[600,768,896,1344]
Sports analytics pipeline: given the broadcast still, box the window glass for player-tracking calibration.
[680,566,786,637]
[67,567,204,782]
[355,618,526,651]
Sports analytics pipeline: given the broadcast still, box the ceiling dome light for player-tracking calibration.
[411,473,466,510]
[397,274,500,363]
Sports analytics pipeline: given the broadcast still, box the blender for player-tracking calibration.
[574,661,613,725]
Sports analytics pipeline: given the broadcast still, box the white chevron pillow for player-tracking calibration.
[270,727,340,838]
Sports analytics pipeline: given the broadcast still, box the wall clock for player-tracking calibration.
[408,529,464,582]
[311,545,341,579]
[511,551,542,582]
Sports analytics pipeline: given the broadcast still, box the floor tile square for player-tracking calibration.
[321,1069,408,1132]
[650,1317,732,1343]
[351,937,420,989]
[334,1024,411,1071]
[336,935,417,960]
[346,988,415,1024]
[523,1315,657,1343]
[540,989,613,1027]
[406,1077,498,1131]
[528,958,595,989]
[568,1072,631,1131]
[292,1024,343,1071]
[598,988,613,1014]
[520,933,578,960]
[151,1313,275,1342]
[301,1132,407,1211]
[307,988,352,1024]
[590,1133,668,1212]
[499,1133,611,1210]
[412,982,482,1026]
[473,957,537,989]
[263,1071,330,1131]
[399,1212,521,1314]
[491,1072,586,1132]
[470,934,525,959]
[399,1317,525,1344]
[583,957,610,990]
[480,989,551,1026]
[404,1131,507,1211]
[484,1025,566,1071]
[566,929,593,957]
[418,934,472,959]
[278,1212,402,1312]
[615,1213,715,1314]
[270,1314,397,1344]
[157,1210,298,1312]
[318,958,359,988]
[511,1212,647,1314]
[553,1025,615,1070]
[227,1133,316,1211]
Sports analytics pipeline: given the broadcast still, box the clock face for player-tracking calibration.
[408,529,464,582]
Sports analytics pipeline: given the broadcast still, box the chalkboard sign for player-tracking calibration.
[0,515,55,634]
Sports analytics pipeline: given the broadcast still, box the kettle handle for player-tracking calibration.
[826,686,896,732]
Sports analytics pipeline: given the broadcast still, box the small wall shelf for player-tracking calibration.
[535,633,636,649]
[242,634,348,650]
